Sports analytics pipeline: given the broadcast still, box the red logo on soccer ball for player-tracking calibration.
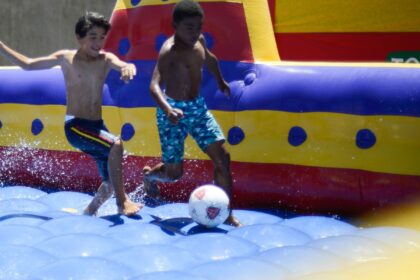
[195,188,206,200]
[206,206,220,220]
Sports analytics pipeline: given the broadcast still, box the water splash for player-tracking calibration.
[128,182,146,204]
[0,137,92,190]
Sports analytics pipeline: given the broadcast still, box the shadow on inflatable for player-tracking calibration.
[1,0,420,216]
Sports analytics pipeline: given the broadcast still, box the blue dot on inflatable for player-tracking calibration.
[227,126,245,145]
[0,120,2,129]
[288,126,307,147]
[155,34,168,52]
[118,38,131,56]
[356,128,376,149]
[31,118,44,135]
[121,122,135,141]
[203,32,214,50]
[131,0,142,6]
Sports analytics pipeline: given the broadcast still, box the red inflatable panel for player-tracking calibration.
[276,32,420,61]
[2,146,419,216]
[106,3,253,62]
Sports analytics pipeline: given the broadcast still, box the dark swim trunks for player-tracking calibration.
[64,115,118,181]
[157,96,225,163]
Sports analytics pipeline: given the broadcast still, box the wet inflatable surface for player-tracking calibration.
[1,185,420,280]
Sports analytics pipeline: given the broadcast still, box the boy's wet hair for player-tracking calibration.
[75,11,111,38]
[172,0,204,23]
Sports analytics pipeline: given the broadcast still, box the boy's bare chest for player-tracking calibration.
[167,50,204,72]
[64,60,107,85]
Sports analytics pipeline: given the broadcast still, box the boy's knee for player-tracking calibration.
[111,138,123,151]
[114,137,123,146]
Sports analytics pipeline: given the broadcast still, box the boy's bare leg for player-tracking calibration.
[225,213,242,227]
[143,163,183,198]
[143,165,161,198]
[109,140,142,215]
[83,181,113,216]
[206,141,242,227]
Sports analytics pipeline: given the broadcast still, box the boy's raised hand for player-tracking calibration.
[120,63,136,83]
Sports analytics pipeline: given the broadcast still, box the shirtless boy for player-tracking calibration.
[0,12,141,216]
[144,0,241,226]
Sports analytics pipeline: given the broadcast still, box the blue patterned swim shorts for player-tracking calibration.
[157,96,225,163]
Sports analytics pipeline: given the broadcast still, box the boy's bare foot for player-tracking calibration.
[118,199,143,216]
[83,205,98,216]
[225,214,243,227]
[143,166,160,198]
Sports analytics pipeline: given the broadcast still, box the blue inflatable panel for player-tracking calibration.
[2,62,420,117]
[0,187,419,279]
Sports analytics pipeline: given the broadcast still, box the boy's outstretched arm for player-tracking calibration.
[106,52,136,83]
[0,41,62,70]
[199,36,230,98]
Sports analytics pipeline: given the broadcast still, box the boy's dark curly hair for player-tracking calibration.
[75,11,111,38]
[173,0,204,23]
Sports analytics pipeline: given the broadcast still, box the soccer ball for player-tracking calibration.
[188,184,230,228]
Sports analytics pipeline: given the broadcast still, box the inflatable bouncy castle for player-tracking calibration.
[270,0,420,62]
[1,0,420,215]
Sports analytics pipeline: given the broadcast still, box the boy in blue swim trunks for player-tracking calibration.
[0,12,141,216]
[144,0,241,226]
